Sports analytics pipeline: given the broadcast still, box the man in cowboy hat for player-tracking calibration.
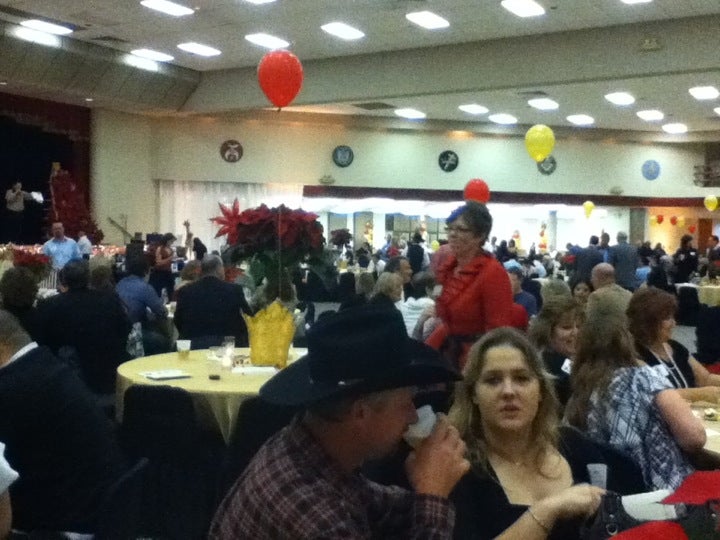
[209,304,468,539]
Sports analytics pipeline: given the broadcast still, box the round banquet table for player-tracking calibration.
[116,347,306,443]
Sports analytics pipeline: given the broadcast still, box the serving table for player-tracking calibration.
[116,347,306,443]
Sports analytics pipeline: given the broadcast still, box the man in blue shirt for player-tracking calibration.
[507,266,538,317]
[42,222,81,270]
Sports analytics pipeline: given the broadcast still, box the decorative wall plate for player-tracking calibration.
[332,145,354,167]
[220,140,243,163]
[438,150,459,172]
[642,159,661,180]
[537,155,557,175]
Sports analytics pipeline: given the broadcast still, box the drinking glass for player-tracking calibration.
[176,340,191,359]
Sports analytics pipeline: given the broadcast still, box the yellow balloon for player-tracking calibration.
[678,216,686,227]
[582,200,594,219]
[650,215,658,226]
[525,124,556,163]
[704,195,718,212]
[430,240,440,251]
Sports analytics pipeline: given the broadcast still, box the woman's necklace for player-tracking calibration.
[648,342,689,389]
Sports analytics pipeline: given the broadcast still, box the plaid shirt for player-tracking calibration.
[209,416,455,539]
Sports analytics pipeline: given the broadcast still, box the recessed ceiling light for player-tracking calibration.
[501,0,545,18]
[567,114,595,126]
[85,98,94,102]
[131,48,174,62]
[688,86,719,100]
[141,0,194,16]
[20,19,73,35]
[488,113,517,125]
[394,108,426,120]
[0,82,7,86]
[245,33,289,49]
[321,22,364,40]
[405,11,449,30]
[620,0,652,4]
[662,123,688,134]
[458,104,489,115]
[177,42,221,56]
[528,98,559,111]
[636,109,664,121]
[13,27,60,47]
[605,92,635,106]
[243,0,277,4]
[714,107,720,116]
[124,54,159,72]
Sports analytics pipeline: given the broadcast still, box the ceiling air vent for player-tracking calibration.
[517,90,549,97]
[352,102,395,110]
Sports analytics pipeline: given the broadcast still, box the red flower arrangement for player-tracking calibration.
[12,249,51,282]
[214,201,327,287]
[330,228,352,248]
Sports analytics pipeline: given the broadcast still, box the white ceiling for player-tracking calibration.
[1,0,720,135]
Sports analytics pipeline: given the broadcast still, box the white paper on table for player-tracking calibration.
[140,369,191,380]
[705,428,720,437]
[231,366,278,375]
[621,490,676,521]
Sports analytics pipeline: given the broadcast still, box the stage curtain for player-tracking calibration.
[157,180,303,253]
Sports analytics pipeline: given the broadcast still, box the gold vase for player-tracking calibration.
[244,300,295,369]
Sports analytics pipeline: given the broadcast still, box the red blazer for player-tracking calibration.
[426,252,513,368]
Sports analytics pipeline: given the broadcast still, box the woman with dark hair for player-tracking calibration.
[192,237,207,261]
[529,296,581,408]
[672,234,698,283]
[569,277,592,312]
[565,311,706,489]
[628,287,720,403]
[425,202,513,369]
[149,232,176,298]
[450,328,612,540]
[0,266,39,337]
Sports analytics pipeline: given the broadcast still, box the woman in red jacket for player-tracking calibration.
[426,202,513,370]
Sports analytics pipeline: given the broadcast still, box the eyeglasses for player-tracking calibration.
[445,225,473,234]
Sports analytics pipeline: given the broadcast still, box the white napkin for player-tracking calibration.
[403,405,437,448]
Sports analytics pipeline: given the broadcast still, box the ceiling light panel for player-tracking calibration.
[20,20,73,35]
[636,109,663,121]
[245,33,290,49]
[140,0,194,17]
[567,114,594,126]
[394,108,426,119]
[405,11,450,30]
[620,0,652,4]
[488,113,517,125]
[458,104,489,115]
[243,0,277,3]
[689,86,719,100]
[662,123,687,134]
[501,0,545,18]
[714,107,720,116]
[321,22,364,41]
[131,48,174,62]
[177,42,221,56]
[604,92,635,106]
[124,54,159,72]
[13,27,61,47]
[528,98,559,110]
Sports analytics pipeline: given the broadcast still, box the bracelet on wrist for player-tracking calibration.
[527,507,550,534]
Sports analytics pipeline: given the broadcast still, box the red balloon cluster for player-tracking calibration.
[656,214,664,224]
[464,178,490,203]
[689,225,697,234]
[257,50,304,108]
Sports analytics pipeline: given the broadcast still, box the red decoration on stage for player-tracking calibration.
[257,50,304,108]
[49,165,104,243]
[689,225,697,234]
[463,178,490,203]
[656,214,664,224]
[670,215,678,226]
[210,198,243,245]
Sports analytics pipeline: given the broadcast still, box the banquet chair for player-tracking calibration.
[95,457,149,540]
[120,385,221,539]
[695,305,720,366]
[677,286,700,326]
[218,396,299,500]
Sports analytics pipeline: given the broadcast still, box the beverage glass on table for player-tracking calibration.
[206,348,222,380]
[176,340,191,359]
[222,336,235,369]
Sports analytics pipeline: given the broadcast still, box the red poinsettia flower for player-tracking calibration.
[210,198,243,245]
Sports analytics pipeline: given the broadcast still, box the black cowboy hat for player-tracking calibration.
[260,304,460,406]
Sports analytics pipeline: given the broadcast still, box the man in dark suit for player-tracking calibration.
[0,310,125,534]
[608,231,638,291]
[574,235,604,284]
[174,255,252,346]
[35,260,131,395]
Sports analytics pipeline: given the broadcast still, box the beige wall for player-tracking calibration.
[91,109,710,245]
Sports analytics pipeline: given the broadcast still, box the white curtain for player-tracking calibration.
[157,180,304,254]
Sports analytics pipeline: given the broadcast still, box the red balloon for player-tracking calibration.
[670,216,678,226]
[656,214,664,224]
[464,179,490,203]
[257,50,304,108]
[689,225,697,234]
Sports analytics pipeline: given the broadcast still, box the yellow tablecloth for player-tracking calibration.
[703,416,720,455]
[116,348,306,443]
[698,285,720,307]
